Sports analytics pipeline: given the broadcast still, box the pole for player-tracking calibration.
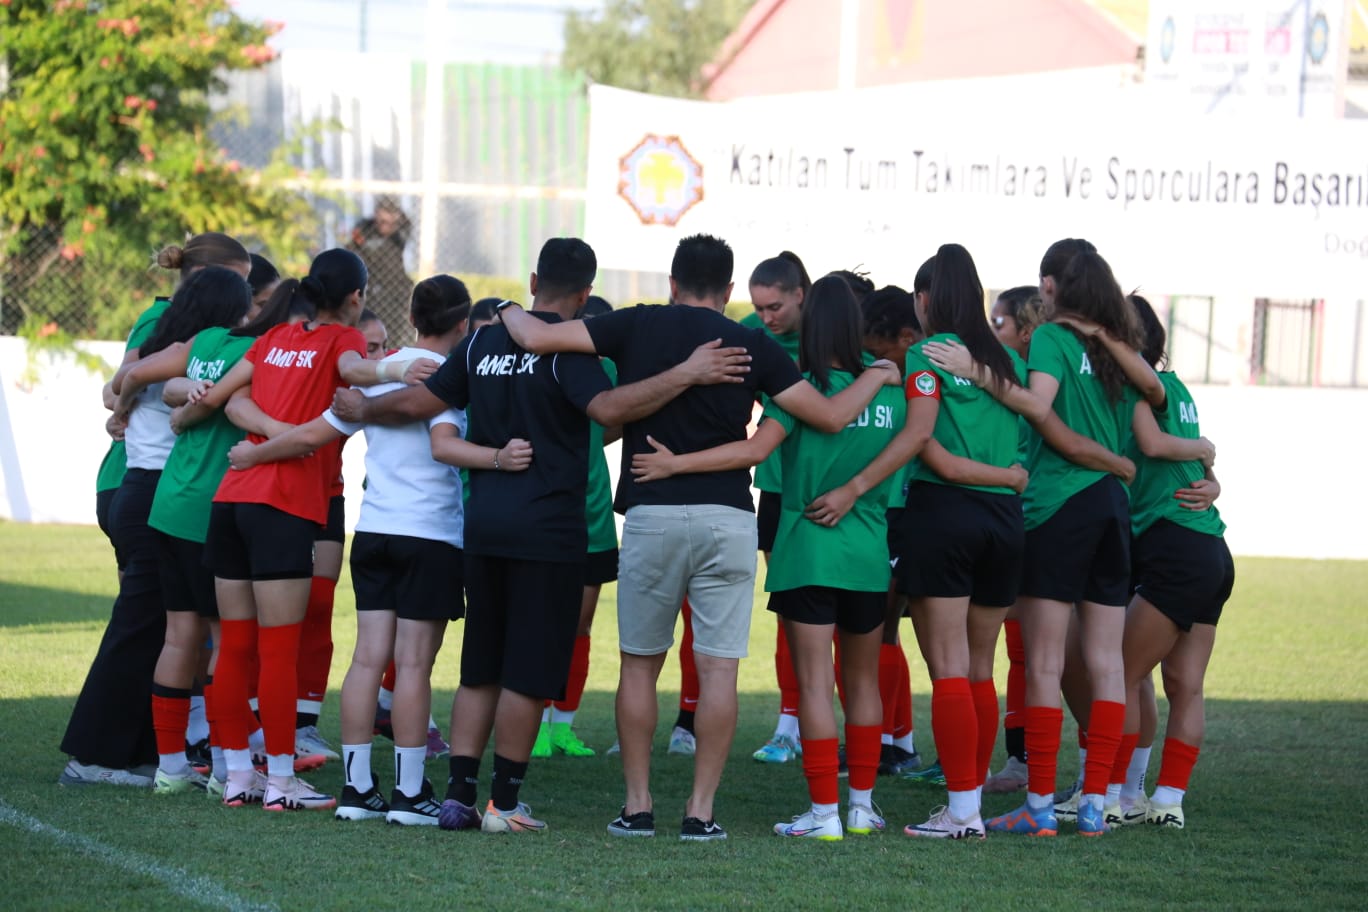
[418,0,445,277]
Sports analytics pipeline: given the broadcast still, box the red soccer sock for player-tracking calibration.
[878,644,901,737]
[931,678,978,793]
[554,635,591,713]
[258,622,303,759]
[678,598,699,712]
[801,737,840,806]
[151,685,192,758]
[843,724,882,792]
[1156,738,1201,792]
[1110,732,1141,787]
[1025,705,1064,797]
[214,619,258,751]
[969,679,999,787]
[1004,619,1026,731]
[776,622,800,718]
[296,577,336,718]
[893,644,914,738]
[1082,700,1125,796]
[381,661,397,694]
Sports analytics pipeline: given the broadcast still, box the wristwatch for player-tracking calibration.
[496,299,519,313]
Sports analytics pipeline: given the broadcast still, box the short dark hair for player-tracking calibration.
[1130,294,1167,369]
[411,275,472,337]
[470,297,503,328]
[827,268,874,303]
[861,284,920,339]
[671,234,733,300]
[536,238,597,297]
[247,254,280,296]
[576,294,613,320]
[358,308,382,327]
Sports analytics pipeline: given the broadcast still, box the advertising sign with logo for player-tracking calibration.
[585,83,1368,300]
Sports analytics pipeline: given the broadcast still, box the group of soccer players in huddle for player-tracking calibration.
[60,226,1230,842]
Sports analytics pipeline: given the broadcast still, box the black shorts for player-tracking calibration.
[584,548,619,586]
[157,532,218,618]
[350,531,464,622]
[461,554,583,700]
[314,494,345,544]
[1133,520,1234,631]
[96,488,128,571]
[757,490,781,553]
[885,507,907,569]
[768,586,885,634]
[1020,476,1130,606]
[204,502,318,581]
[895,483,1024,608]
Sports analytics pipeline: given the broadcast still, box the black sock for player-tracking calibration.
[490,754,528,812]
[1005,727,1026,763]
[296,712,319,729]
[674,710,695,734]
[151,682,192,699]
[446,755,480,805]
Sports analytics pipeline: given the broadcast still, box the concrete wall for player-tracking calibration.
[1,335,1363,560]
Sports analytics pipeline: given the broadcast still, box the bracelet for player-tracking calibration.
[493,448,501,471]
[377,360,398,383]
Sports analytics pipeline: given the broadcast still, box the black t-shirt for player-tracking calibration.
[585,303,803,513]
[425,313,612,561]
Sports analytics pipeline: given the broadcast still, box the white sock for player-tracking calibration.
[211,746,227,782]
[224,748,252,774]
[893,732,915,753]
[976,785,983,810]
[395,746,426,798]
[1027,791,1053,811]
[266,754,293,779]
[948,789,977,820]
[540,706,552,725]
[550,707,576,726]
[248,728,265,754]
[377,687,394,712]
[186,696,209,744]
[1151,785,1185,807]
[1081,793,1103,812]
[248,697,259,713]
[158,752,189,777]
[1105,783,1122,806]
[296,698,322,718]
[775,713,800,741]
[880,732,893,746]
[848,786,872,808]
[428,715,438,730]
[1123,746,1152,801]
[812,801,838,818]
[343,743,373,791]
[1077,747,1087,783]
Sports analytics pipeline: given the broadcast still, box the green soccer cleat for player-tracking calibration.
[550,722,595,757]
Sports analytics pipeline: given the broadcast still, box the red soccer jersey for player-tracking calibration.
[214,322,365,524]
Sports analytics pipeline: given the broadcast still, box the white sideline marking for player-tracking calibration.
[0,800,277,912]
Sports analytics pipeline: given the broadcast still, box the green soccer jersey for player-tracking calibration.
[96,298,171,493]
[1127,372,1225,539]
[906,334,1026,495]
[740,312,800,494]
[762,369,906,593]
[586,359,619,553]
[1022,323,1130,530]
[147,327,254,543]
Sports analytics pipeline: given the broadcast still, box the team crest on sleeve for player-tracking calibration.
[911,370,939,398]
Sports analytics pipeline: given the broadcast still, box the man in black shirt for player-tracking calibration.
[330,238,749,834]
[500,234,900,841]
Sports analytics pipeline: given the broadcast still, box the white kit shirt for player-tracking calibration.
[324,347,466,547]
[124,381,177,470]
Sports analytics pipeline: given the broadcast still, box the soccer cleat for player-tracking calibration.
[185,738,212,774]
[59,760,153,788]
[206,776,226,799]
[438,799,482,831]
[1146,802,1185,829]
[1054,790,1080,821]
[680,816,727,842]
[531,722,553,759]
[550,722,595,757]
[668,727,696,756]
[373,705,394,740]
[752,734,800,764]
[335,783,389,821]
[295,725,340,761]
[221,771,268,807]
[387,779,443,826]
[878,745,922,777]
[1118,795,1150,826]
[904,805,986,840]
[481,801,546,834]
[901,759,946,786]
[1077,800,1109,837]
[837,744,848,779]
[262,776,337,812]
[607,807,656,838]
[605,740,621,756]
[425,726,450,761]
[846,802,886,835]
[252,751,327,774]
[985,801,1058,837]
[774,808,843,841]
[153,767,209,795]
[984,756,1030,794]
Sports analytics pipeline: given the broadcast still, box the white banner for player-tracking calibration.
[585,83,1368,299]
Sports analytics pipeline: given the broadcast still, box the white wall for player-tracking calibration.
[1,335,1363,560]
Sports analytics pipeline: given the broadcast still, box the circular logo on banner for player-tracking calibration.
[1307,11,1330,65]
[617,135,704,227]
[1160,16,1176,64]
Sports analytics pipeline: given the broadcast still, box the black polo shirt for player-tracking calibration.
[425,313,612,562]
[585,303,803,513]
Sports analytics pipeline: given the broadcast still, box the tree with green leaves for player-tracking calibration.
[0,0,317,340]
[563,0,754,99]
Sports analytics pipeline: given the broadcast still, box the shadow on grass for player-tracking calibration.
[0,581,112,629]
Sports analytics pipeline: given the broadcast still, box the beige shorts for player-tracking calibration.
[616,504,758,659]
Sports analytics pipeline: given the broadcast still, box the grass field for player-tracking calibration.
[2,521,1366,911]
